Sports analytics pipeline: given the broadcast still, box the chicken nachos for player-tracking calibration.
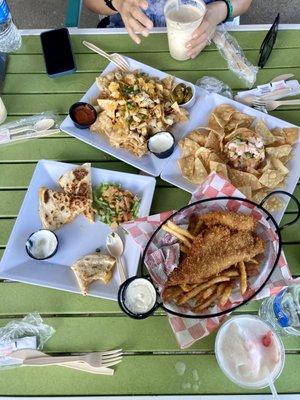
[91,70,188,157]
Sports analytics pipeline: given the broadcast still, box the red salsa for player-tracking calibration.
[73,104,95,126]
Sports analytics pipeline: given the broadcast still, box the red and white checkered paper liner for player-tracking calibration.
[123,172,298,349]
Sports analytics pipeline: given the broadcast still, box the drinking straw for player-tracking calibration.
[266,368,279,400]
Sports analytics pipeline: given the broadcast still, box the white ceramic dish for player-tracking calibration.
[160,92,300,223]
[60,56,206,177]
[0,160,156,300]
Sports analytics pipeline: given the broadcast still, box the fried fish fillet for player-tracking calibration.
[198,211,256,231]
[166,225,265,286]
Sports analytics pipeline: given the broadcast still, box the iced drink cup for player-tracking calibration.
[215,315,285,389]
[164,0,206,61]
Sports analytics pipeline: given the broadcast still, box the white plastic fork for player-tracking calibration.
[22,349,123,368]
[253,98,300,111]
[82,41,130,71]
[11,349,115,375]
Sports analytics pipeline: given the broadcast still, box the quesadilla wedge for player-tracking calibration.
[71,252,116,295]
[39,187,92,231]
[58,163,94,222]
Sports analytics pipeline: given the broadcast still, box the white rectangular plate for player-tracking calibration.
[160,92,300,223]
[60,56,206,177]
[0,160,156,300]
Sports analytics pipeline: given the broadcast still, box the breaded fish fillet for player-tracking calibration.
[167,225,265,285]
[198,211,256,232]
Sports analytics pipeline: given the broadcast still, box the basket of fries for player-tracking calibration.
[137,190,300,319]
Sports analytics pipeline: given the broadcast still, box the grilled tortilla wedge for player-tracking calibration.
[39,187,92,231]
[58,163,94,222]
[71,252,116,295]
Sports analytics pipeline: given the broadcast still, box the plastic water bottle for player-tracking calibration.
[259,285,300,336]
[0,0,21,53]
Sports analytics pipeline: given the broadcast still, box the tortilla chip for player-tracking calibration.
[208,113,224,133]
[255,119,275,145]
[266,145,292,158]
[261,158,272,173]
[97,99,118,119]
[225,112,255,133]
[162,76,173,91]
[171,102,189,122]
[196,147,222,170]
[178,156,195,179]
[192,157,208,184]
[237,186,252,199]
[283,128,299,145]
[271,128,286,145]
[252,189,268,204]
[264,196,285,212]
[205,130,222,153]
[280,154,292,164]
[179,138,200,157]
[187,129,209,146]
[259,170,285,188]
[228,168,262,190]
[270,157,289,175]
[214,104,236,123]
[209,161,228,178]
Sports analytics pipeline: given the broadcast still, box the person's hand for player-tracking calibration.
[186,2,227,59]
[113,0,153,44]
[186,14,217,59]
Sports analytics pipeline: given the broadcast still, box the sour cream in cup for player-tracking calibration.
[147,131,175,159]
[118,277,158,319]
[26,229,58,260]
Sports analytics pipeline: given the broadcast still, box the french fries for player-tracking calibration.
[202,284,217,300]
[220,284,232,306]
[177,276,229,305]
[223,269,240,278]
[162,225,193,248]
[238,261,247,295]
[162,286,183,301]
[165,220,195,241]
[217,282,226,297]
[180,283,198,292]
[194,293,219,312]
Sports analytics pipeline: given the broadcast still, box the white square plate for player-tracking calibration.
[160,92,300,223]
[0,160,156,300]
[60,57,206,177]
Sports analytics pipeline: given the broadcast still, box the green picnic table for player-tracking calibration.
[0,26,300,397]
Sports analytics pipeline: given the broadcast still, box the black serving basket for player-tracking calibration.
[118,190,300,319]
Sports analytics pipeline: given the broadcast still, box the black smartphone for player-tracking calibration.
[40,28,76,77]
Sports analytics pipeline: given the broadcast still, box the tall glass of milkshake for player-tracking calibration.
[164,0,206,61]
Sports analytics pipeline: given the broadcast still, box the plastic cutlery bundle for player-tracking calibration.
[10,348,123,375]
[0,111,60,145]
[235,79,300,108]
